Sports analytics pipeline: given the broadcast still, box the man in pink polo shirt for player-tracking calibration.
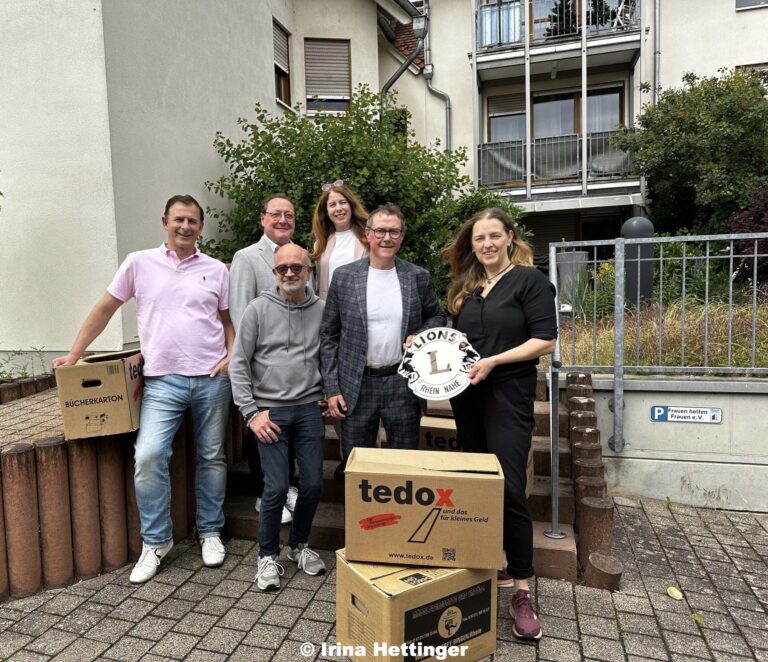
[53,195,234,584]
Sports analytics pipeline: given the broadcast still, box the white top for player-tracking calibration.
[366,266,403,367]
[328,230,357,287]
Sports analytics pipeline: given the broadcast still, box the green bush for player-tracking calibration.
[202,86,524,298]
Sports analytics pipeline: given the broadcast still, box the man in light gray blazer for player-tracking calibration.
[320,203,446,460]
[229,194,296,329]
[230,193,297,524]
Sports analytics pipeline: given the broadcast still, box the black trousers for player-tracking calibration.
[450,370,537,579]
[245,430,297,496]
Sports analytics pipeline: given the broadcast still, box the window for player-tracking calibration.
[273,21,291,106]
[488,93,526,141]
[304,39,351,112]
[586,89,621,133]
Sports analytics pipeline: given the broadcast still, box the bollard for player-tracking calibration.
[97,435,128,571]
[569,410,597,432]
[36,436,74,588]
[535,373,548,402]
[567,396,595,413]
[576,496,614,565]
[572,441,602,463]
[571,426,600,445]
[34,375,51,393]
[566,372,592,386]
[68,438,102,578]
[124,438,142,561]
[0,470,9,599]
[0,382,21,404]
[573,457,604,479]
[170,421,188,542]
[18,378,36,399]
[585,552,623,591]
[1,443,42,596]
[575,476,607,521]
[566,384,593,404]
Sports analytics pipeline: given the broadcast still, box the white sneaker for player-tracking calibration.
[201,536,225,568]
[255,497,292,524]
[255,554,284,591]
[130,541,173,584]
[285,486,299,513]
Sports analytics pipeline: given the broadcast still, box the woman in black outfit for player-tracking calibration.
[443,207,557,641]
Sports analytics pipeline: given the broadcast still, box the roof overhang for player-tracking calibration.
[373,0,419,24]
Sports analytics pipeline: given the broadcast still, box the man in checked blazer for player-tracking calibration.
[320,203,446,460]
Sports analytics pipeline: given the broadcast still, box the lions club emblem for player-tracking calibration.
[398,327,479,400]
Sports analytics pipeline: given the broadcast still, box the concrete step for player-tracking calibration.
[223,496,577,582]
[532,435,571,478]
[533,400,569,437]
[526,475,575,525]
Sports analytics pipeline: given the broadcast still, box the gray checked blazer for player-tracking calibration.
[228,235,278,330]
[319,257,446,415]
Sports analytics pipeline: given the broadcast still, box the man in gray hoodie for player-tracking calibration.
[229,244,327,591]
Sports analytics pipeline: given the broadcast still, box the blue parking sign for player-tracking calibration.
[651,406,668,421]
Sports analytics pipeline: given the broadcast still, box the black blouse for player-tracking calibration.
[453,266,558,380]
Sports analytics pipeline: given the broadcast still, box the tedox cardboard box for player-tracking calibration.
[335,549,497,662]
[344,447,503,570]
[419,416,535,497]
[55,350,143,440]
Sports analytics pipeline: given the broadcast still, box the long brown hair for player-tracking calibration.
[309,184,368,260]
[442,207,533,314]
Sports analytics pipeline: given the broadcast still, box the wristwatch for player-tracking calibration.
[244,410,259,425]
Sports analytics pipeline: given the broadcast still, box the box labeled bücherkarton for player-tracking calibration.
[335,549,497,662]
[55,350,143,439]
[344,447,503,570]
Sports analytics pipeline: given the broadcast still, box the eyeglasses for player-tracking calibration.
[265,210,295,221]
[321,179,344,192]
[367,227,403,239]
[273,263,307,276]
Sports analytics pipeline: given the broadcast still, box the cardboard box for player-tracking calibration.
[419,416,459,453]
[335,549,497,662]
[344,447,503,570]
[419,416,535,497]
[55,350,143,439]
[424,399,453,418]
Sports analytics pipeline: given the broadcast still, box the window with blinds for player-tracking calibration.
[273,21,291,106]
[488,93,526,142]
[304,39,351,112]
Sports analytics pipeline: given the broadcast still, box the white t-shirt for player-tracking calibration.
[366,266,403,367]
[328,230,357,287]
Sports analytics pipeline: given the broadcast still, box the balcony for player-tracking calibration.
[477,0,640,50]
[478,131,633,189]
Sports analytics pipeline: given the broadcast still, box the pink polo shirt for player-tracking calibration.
[108,245,229,377]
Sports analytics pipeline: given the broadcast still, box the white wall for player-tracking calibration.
[101,0,291,343]
[0,0,123,353]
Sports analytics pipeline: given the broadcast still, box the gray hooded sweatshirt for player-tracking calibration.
[229,287,325,419]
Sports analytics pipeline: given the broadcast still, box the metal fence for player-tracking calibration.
[542,230,768,538]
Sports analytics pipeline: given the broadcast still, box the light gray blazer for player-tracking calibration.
[229,235,277,330]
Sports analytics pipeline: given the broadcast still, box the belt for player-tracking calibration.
[363,364,399,377]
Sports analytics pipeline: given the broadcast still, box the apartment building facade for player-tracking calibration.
[2,0,767,354]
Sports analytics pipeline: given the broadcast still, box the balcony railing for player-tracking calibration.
[478,131,633,187]
[477,0,640,49]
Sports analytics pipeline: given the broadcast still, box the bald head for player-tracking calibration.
[273,244,312,301]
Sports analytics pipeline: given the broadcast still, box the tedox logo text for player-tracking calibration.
[358,479,454,507]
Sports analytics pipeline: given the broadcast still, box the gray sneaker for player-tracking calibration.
[287,544,326,576]
[255,555,284,591]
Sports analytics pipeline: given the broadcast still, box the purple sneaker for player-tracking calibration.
[509,589,543,640]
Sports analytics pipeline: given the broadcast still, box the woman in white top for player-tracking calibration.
[310,181,369,300]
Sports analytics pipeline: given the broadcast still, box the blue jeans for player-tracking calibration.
[258,402,325,557]
[135,374,230,546]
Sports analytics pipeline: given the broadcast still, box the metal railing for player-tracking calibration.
[543,230,768,538]
[548,232,768,453]
[478,131,633,187]
[477,0,640,49]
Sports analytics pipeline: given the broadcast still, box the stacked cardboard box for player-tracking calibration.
[336,447,503,661]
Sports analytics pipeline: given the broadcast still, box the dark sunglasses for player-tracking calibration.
[274,264,307,276]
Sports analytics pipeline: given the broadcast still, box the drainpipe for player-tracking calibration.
[381,38,424,106]
[471,0,480,187]
[653,0,660,104]
[423,0,452,150]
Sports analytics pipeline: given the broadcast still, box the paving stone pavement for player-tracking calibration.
[0,498,766,660]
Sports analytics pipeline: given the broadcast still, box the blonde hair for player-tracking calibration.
[442,207,533,314]
[309,184,368,260]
